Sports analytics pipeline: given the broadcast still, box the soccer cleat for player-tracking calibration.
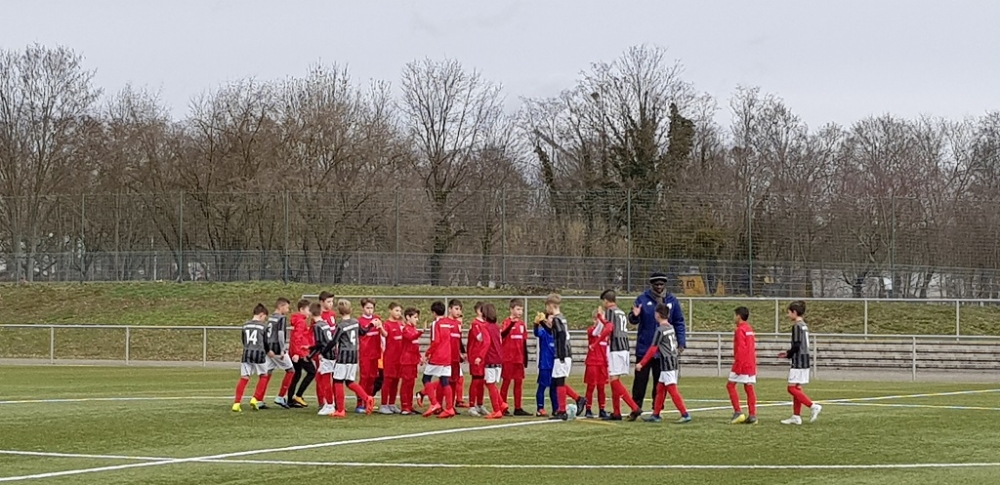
[781,415,803,425]
[355,407,366,414]
[400,410,413,416]
[535,409,548,417]
[575,397,588,417]
[290,396,308,408]
[642,414,662,423]
[485,411,503,420]
[599,409,609,419]
[437,408,456,419]
[365,397,376,415]
[455,400,468,409]
[810,404,823,423]
[416,392,425,407]
[389,405,401,414]
[379,405,394,415]
[422,404,442,418]
[585,409,594,419]
[730,412,747,425]
[318,404,335,416]
[503,408,511,416]
[468,407,482,417]
[498,403,509,416]
[249,398,260,411]
[746,416,758,425]
[513,408,531,417]
[331,410,346,418]
[675,415,692,424]
[602,414,623,421]
[626,409,643,422]
[231,403,242,413]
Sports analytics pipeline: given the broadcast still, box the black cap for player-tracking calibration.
[649,272,668,284]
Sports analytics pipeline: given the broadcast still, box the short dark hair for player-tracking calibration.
[388,301,401,310]
[297,299,311,310]
[431,301,446,317]
[404,307,420,318]
[655,303,671,321]
[253,303,268,316]
[318,291,334,301]
[481,303,498,324]
[509,298,523,309]
[600,289,616,302]
[276,297,290,306]
[735,306,750,321]
[309,302,322,317]
[360,297,375,307]
[788,300,806,317]
[474,301,484,312]
[448,299,463,309]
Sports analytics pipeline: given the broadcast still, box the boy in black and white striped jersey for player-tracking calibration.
[232,304,270,413]
[778,300,822,425]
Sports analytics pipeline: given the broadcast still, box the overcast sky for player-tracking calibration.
[4,0,999,128]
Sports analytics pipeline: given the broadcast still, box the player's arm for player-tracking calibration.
[781,326,801,359]
[424,324,438,361]
[500,320,514,338]
[553,320,568,362]
[636,336,659,370]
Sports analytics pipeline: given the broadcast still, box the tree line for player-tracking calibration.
[2,44,999,297]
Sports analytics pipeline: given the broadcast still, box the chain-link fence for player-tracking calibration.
[3,190,1000,298]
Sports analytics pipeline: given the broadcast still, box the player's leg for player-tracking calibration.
[233,364,251,412]
[535,374,547,416]
[513,377,524,413]
[453,363,466,408]
[666,384,689,421]
[500,376,511,406]
[421,374,441,417]
[630,358,651,411]
[332,379,346,418]
[648,382,666,420]
[609,376,622,417]
[585,369,596,416]
[439,376,456,418]
[252,371,272,404]
[287,359,303,402]
[727,378,745,423]
[745,384,757,422]
[294,359,316,407]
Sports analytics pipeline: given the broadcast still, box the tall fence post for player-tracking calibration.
[774,299,779,334]
[626,189,632,293]
[911,336,917,381]
[203,328,208,367]
[716,333,722,377]
[49,326,55,364]
[812,335,818,379]
[125,326,131,365]
[687,298,694,332]
[864,299,869,337]
[955,300,961,338]
[501,188,508,287]
[80,193,86,282]
[393,191,400,286]
[178,191,184,282]
[283,190,290,284]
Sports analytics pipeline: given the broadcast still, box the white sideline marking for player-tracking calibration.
[197,459,1000,470]
[0,420,558,482]
[0,450,166,461]
[827,402,1000,411]
[0,396,230,405]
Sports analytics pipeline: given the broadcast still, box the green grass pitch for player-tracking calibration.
[2,366,999,484]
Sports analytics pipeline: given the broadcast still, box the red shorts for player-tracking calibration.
[383,361,401,379]
[400,365,418,380]
[451,362,462,379]
[584,364,609,385]
[361,359,380,380]
[469,362,486,377]
[501,363,525,381]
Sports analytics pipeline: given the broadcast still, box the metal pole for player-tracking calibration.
[864,299,869,337]
[911,336,917,381]
[774,298,779,334]
[115,192,121,281]
[125,327,131,365]
[80,193,86,282]
[49,326,55,364]
[812,335,818,379]
[626,189,632,293]
[178,192,184,282]
[716,333,722,377]
[283,190,290,284]
[955,300,960,338]
[687,298,694,332]
[890,194,896,297]
[501,188,508,287]
[747,190,753,297]
[394,191,400,286]
[203,328,208,367]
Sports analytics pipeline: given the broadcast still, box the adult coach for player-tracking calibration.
[628,272,686,411]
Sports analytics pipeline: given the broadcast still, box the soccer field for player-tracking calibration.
[2,367,999,484]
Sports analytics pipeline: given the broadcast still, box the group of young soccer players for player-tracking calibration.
[232,289,822,426]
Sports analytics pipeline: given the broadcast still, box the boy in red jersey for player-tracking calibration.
[728,306,758,425]
[287,299,316,408]
[446,299,467,408]
[481,303,508,419]
[466,302,489,417]
[422,301,456,418]
[399,307,424,415]
[584,308,610,419]
[357,298,383,414]
[379,302,405,414]
[319,291,336,327]
[500,299,530,416]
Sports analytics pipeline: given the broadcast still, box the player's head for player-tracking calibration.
[544,293,561,314]
[448,299,463,319]
[297,299,311,314]
[404,307,420,325]
[337,299,352,317]
[252,303,268,319]
[482,303,498,324]
[474,301,484,319]
[508,298,523,319]
[431,300,446,318]
[309,302,322,319]
[600,289,617,309]
[388,302,402,320]
[654,303,671,324]
[360,298,375,317]
[787,300,806,320]
[275,297,290,315]
[318,291,335,310]
[734,306,750,324]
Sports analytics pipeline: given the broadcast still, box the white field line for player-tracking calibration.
[0,420,558,482]
[825,402,1000,411]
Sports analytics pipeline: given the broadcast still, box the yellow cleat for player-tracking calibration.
[730,412,747,424]
[232,403,242,413]
[250,398,260,411]
[292,396,308,408]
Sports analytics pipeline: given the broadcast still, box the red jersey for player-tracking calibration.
[358,314,383,362]
[400,324,423,366]
[321,310,336,326]
[500,317,527,365]
[289,313,314,358]
[585,322,610,366]
[484,322,503,366]
[442,317,463,363]
[732,321,757,376]
[467,319,489,366]
[382,320,404,367]
[426,318,454,366]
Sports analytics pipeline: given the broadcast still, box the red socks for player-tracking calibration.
[334,382,345,411]
[586,384,595,410]
[565,385,580,401]
[470,378,485,407]
[487,383,502,413]
[585,384,608,411]
[252,374,271,401]
[443,384,455,411]
[424,381,440,407]
[788,385,813,415]
[501,380,510,403]
[653,384,688,416]
[349,382,369,402]
[279,371,295,398]
[666,384,687,416]
[556,386,568,413]
[234,377,249,403]
[381,377,400,406]
[315,374,329,406]
[652,383,666,415]
[611,382,622,415]
[513,380,523,409]
[454,376,465,404]
[400,378,415,411]
[746,384,757,416]
[727,381,741,413]
[610,380,638,413]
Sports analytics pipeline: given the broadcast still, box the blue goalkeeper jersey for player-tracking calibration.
[534,323,555,370]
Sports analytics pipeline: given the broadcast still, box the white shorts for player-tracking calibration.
[485,367,502,384]
[240,362,268,377]
[425,364,452,377]
[728,372,757,384]
[318,357,336,375]
[608,351,630,377]
[788,368,810,385]
[658,370,679,386]
[266,354,294,372]
[333,363,359,382]
[552,358,572,379]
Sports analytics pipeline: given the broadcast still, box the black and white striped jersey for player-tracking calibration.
[552,314,571,361]
[265,313,287,355]
[241,320,267,364]
[606,307,630,353]
[313,319,336,360]
[651,323,680,372]
[787,321,811,369]
[332,318,361,364]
